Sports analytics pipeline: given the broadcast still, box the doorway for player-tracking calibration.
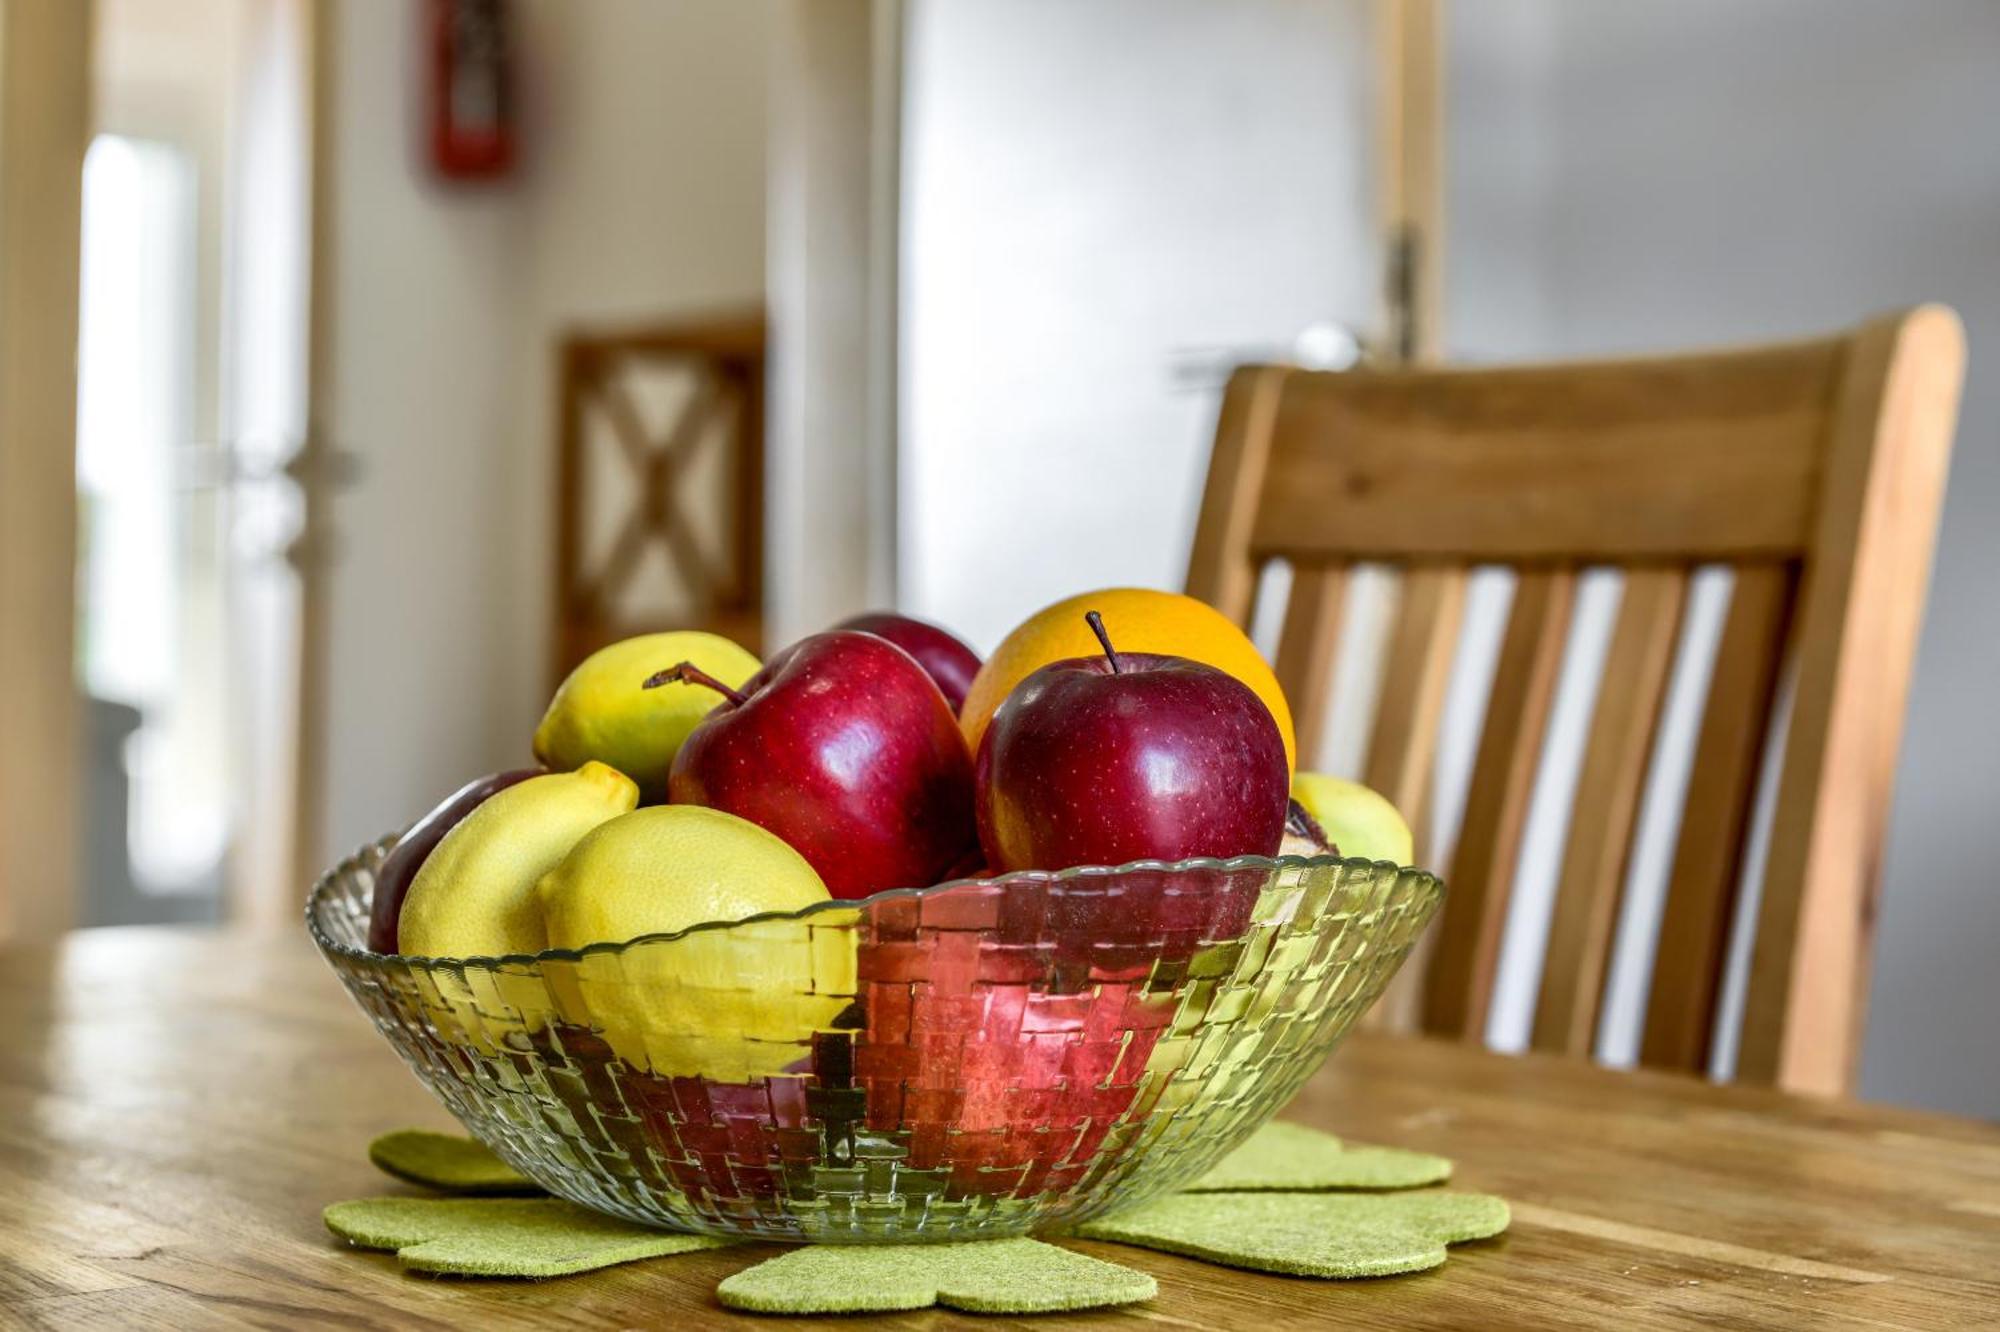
[75,0,314,927]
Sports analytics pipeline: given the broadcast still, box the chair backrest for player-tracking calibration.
[1187,307,1964,1095]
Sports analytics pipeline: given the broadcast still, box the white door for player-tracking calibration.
[897,0,1382,652]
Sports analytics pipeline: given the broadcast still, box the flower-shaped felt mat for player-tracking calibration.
[326,1122,1507,1314]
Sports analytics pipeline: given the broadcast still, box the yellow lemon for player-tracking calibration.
[537,806,852,1080]
[533,632,760,802]
[537,804,830,949]
[398,761,638,960]
[1291,772,1415,866]
[961,588,1296,773]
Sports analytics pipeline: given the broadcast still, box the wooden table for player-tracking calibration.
[4,928,1997,1329]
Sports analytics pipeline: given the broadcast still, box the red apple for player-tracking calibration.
[834,611,982,715]
[367,767,541,953]
[655,630,976,899]
[975,612,1288,873]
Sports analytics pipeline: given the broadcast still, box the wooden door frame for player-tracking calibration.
[765,0,903,647]
[0,0,91,941]
[284,0,337,911]
[1377,0,1443,363]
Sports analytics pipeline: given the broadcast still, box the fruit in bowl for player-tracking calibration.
[975,612,1290,874]
[312,590,1437,1243]
[1292,770,1416,866]
[658,629,978,900]
[959,587,1299,774]
[537,804,855,1079]
[538,804,830,948]
[834,610,982,715]
[365,766,541,953]
[535,631,760,803]
[397,761,637,958]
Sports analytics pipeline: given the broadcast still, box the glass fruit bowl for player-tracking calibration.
[307,838,1442,1243]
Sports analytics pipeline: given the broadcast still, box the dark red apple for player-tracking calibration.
[975,612,1288,873]
[367,767,541,953]
[654,630,976,899]
[833,611,982,715]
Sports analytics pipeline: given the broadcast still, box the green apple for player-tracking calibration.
[1291,772,1415,866]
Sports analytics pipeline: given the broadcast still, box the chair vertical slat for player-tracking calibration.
[1741,306,1964,1092]
[1187,366,1291,625]
[1532,566,1690,1056]
[1271,565,1348,768]
[1424,568,1577,1040]
[1640,563,1795,1074]
[1364,566,1468,852]
[1359,567,1464,1034]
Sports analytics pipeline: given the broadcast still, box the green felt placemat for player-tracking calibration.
[341,1118,1500,1296]
[368,1129,540,1194]
[716,1238,1156,1315]
[324,1196,734,1277]
[1075,1190,1510,1278]
[1188,1120,1453,1191]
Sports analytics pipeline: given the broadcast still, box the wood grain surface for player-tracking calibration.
[3,928,1996,1329]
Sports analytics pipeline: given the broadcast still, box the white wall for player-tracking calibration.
[899,0,1378,652]
[1449,0,2000,1117]
[321,1,769,859]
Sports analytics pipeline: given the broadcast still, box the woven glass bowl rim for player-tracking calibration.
[305,836,1444,970]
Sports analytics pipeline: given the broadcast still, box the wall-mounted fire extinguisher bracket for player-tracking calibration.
[428,0,517,182]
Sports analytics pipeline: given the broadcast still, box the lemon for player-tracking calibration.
[533,632,760,802]
[1291,772,1415,866]
[398,761,638,960]
[536,806,853,1079]
[537,804,829,949]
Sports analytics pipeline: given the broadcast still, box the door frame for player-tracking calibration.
[764,0,904,646]
[0,0,91,941]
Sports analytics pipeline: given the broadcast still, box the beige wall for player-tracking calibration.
[319,0,770,860]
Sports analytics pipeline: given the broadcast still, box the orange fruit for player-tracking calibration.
[961,588,1296,773]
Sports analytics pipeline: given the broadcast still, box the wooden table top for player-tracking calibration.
[4,928,1997,1330]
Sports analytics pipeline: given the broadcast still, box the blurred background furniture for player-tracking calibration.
[1188,306,1965,1095]
[551,310,767,687]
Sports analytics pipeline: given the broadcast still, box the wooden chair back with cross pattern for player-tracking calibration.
[553,311,765,689]
[1186,306,1964,1095]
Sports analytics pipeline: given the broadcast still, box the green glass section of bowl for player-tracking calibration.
[310,837,1443,1243]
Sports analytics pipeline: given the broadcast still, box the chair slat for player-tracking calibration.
[1249,339,1843,565]
[1532,566,1690,1057]
[1271,565,1348,768]
[1424,568,1577,1039]
[1364,566,1468,851]
[1188,366,1290,624]
[1359,567,1466,1036]
[1742,306,1963,1092]
[1640,563,1795,1074]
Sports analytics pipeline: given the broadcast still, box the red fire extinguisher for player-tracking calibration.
[427,0,517,181]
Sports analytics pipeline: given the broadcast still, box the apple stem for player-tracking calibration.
[644,661,747,706]
[1085,610,1122,674]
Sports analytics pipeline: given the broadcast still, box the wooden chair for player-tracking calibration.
[1187,306,1964,1096]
